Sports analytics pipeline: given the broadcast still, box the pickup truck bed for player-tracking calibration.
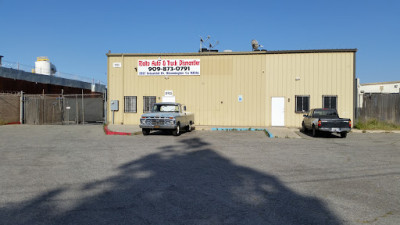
[302,108,351,138]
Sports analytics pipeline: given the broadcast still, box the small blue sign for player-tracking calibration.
[238,95,243,102]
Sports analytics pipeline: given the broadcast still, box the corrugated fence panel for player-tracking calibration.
[0,93,20,123]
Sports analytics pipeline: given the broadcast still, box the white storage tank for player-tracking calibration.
[34,56,57,75]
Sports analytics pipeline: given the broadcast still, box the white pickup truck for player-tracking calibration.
[139,102,194,136]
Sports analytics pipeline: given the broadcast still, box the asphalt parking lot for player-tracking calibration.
[0,125,399,225]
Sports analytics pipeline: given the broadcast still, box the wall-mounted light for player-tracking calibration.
[295,77,301,81]
[134,67,137,72]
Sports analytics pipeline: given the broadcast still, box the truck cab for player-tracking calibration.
[139,102,194,136]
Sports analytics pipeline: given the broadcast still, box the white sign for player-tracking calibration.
[138,59,200,76]
[238,95,243,102]
[162,96,176,103]
[113,62,122,68]
[165,90,173,96]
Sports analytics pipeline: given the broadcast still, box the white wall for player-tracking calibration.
[358,81,400,108]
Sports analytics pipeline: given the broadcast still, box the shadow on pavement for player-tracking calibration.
[0,137,343,225]
[299,128,343,139]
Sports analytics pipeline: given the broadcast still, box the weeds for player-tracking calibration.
[355,119,400,130]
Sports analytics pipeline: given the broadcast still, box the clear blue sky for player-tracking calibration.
[1,0,399,84]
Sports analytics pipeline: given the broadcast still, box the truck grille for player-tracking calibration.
[142,117,174,126]
[148,119,167,125]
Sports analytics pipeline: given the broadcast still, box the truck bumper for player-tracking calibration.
[318,127,351,133]
[139,125,177,130]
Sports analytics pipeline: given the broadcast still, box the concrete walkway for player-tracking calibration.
[107,124,302,138]
[106,124,400,137]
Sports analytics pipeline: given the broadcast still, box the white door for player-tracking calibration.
[271,97,285,126]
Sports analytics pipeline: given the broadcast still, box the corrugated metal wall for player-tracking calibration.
[265,52,354,127]
[107,52,354,127]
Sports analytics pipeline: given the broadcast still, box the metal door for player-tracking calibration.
[271,97,285,126]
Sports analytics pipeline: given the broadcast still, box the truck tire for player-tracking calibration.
[142,128,150,136]
[172,124,181,136]
[186,122,192,132]
[302,122,307,132]
[312,126,318,137]
[340,132,347,138]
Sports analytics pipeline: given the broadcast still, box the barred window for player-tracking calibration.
[295,96,310,113]
[323,96,337,109]
[124,96,137,113]
[143,96,156,113]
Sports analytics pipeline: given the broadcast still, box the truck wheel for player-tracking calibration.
[312,126,318,137]
[172,124,180,136]
[142,128,150,136]
[302,122,307,132]
[186,122,192,132]
[340,132,347,138]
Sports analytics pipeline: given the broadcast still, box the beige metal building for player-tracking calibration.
[107,49,357,127]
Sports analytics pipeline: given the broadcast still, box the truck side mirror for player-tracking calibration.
[183,106,187,111]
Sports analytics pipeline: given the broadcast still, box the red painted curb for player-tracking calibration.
[104,125,133,136]
[6,122,21,125]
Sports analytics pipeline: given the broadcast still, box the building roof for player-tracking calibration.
[0,67,106,93]
[361,81,400,86]
[107,49,357,57]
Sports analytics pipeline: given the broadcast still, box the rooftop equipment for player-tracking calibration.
[199,35,219,52]
[34,56,57,75]
[251,39,266,51]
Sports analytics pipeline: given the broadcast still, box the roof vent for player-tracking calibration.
[251,39,266,51]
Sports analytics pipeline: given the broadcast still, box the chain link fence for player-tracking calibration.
[23,93,105,125]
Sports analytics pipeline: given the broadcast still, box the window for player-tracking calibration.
[323,96,337,109]
[143,96,156,113]
[124,96,137,113]
[295,96,310,113]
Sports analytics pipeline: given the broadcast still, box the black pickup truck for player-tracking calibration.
[302,108,351,138]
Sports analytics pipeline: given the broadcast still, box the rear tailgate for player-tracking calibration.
[320,119,350,128]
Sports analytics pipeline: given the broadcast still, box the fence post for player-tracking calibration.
[61,89,64,125]
[20,91,24,124]
[81,89,84,125]
[75,94,78,124]
[42,89,45,124]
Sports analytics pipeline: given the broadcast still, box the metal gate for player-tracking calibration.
[23,94,105,125]
[0,93,21,124]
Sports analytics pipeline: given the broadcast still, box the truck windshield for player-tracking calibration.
[313,109,338,118]
[152,105,179,112]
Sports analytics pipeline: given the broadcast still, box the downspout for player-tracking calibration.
[353,51,357,125]
[122,54,125,125]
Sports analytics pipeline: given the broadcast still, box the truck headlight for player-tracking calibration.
[165,119,175,125]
